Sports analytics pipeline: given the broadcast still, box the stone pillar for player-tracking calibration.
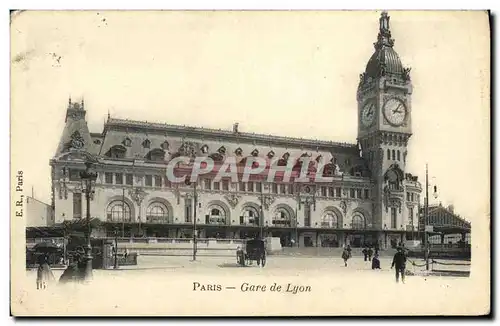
[377,232,386,250]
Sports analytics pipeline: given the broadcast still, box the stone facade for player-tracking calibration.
[49,12,422,248]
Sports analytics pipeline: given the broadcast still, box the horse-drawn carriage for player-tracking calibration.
[236,239,266,267]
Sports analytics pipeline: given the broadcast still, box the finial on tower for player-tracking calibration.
[379,11,390,34]
[107,110,111,120]
[81,98,84,109]
[374,11,395,49]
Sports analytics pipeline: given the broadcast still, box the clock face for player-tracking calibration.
[383,98,407,126]
[361,101,376,128]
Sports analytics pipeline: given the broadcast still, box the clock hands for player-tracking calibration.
[392,104,403,114]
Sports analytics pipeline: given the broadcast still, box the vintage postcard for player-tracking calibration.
[10,10,490,316]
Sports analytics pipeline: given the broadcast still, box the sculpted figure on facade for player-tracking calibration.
[224,194,241,209]
[340,200,347,215]
[129,187,148,206]
[259,195,275,210]
[178,141,197,158]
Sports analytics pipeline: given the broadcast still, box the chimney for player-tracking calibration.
[233,122,239,133]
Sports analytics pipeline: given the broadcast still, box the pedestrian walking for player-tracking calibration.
[371,252,381,269]
[341,247,350,267]
[36,254,55,290]
[368,247,373,261]
[391,247,407,283]
[362,247,368,261]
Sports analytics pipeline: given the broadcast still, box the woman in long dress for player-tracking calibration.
[36,254,55,290]
[371,252,381,269]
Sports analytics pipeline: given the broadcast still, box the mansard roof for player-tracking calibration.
[103,117,357,151]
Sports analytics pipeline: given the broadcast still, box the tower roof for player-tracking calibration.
[363,11,406,79]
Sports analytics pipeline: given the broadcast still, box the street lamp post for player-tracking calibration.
[185,177,198,261]
[113,227,119,269]
[193,181,198,261]
[424,163,438,271]
[79,162,98,281]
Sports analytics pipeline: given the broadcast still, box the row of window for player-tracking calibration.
[73,170,372,199]
[104,200,368,229]
[387,148,402,161]
[406,192,420,203]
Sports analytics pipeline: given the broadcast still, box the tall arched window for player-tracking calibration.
[321,211,340,228]
[147,202,169,223]
[206,204,226,225]
[351,213,366,229]
[397,150,401,161]
[387,149,391,160]
[106,201,131,222]
[241,206,260,225]
[392,150,396,161]
[272,206,293,227]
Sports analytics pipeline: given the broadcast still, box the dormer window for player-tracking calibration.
[218,146,226,155]
[201,144,209,154]
[143,139,151,149]
[251,149,259,157]
[123,137,132,147]
[107,145,127,159]
[161,141,169,151]
[267,151,275,159]
[147,148,166,162]
[234,147,243,156]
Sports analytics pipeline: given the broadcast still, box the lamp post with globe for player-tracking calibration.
[79,162,98,280]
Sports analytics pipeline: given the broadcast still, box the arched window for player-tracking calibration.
[241,206,260,226]
[161,141,169,151]
[147,202,169,223]
[392,150,396,161]
[143,139,151,149]
[123,137,132,147]
[147,148,166,161]
[106,201,131,222]
[387,149,391,160]
[272,206,293,227]
[206,204,226,225]
[321,211,340,228]
[107,145,127,159]
[351,213,366,229]
[397,150,401,161]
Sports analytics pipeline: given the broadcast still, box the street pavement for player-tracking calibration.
[13,255,475,316]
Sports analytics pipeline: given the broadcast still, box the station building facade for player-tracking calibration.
[50,12,422,248]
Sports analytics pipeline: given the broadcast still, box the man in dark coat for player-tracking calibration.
[362,247,368,261]
[368,247,374,261]
[341,248,350,267]
[391,247,407,283]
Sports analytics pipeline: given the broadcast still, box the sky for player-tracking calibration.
[10,10,490,223]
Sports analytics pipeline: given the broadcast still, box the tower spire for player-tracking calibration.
[374,11,394,49]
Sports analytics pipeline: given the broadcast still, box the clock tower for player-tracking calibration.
[356,12,414,235]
